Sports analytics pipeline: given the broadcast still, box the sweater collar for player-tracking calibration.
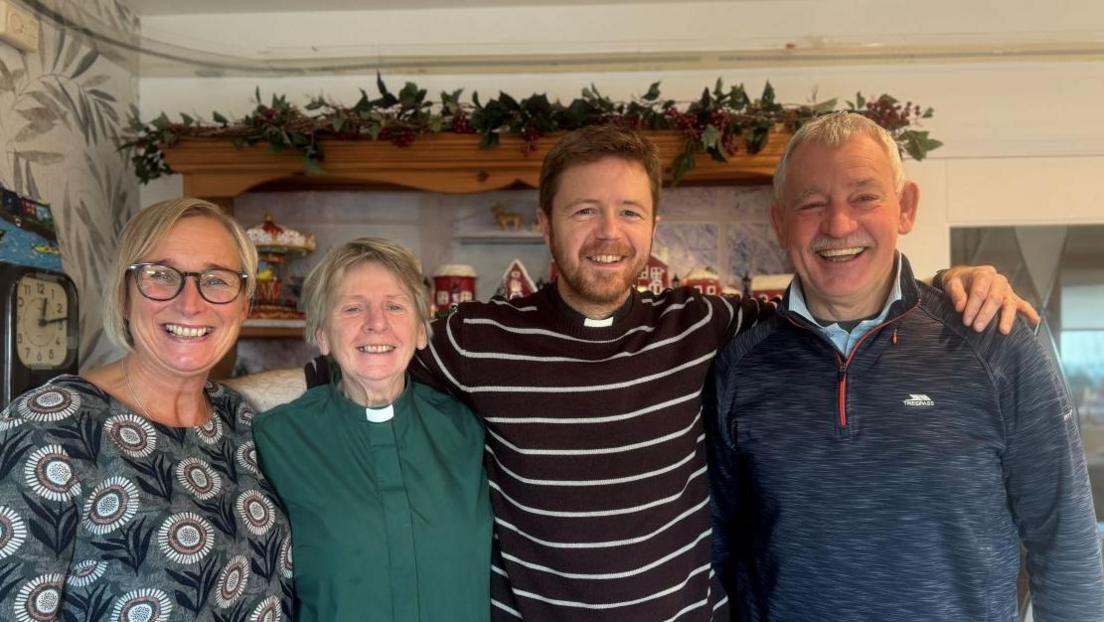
[547,282,636,328]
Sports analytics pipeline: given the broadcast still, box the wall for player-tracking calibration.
[234,185,787,301]
[0,0,140,368]
[136,1,1104,280]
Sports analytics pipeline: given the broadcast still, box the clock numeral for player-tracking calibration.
[48,349,54,360]
[36,283,44,295]
[55,337,61,346]
[16,295,23,308]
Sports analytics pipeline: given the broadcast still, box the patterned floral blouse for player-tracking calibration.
[0,375,294,622]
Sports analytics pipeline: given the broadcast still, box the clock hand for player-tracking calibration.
[40,316,68,325]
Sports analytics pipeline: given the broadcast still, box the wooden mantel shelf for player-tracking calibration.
[162,130,789,199]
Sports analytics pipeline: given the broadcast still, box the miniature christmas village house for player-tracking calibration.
[682,266,721,295]
[635,255,669,294]
[433,264,477,312]
[497,259,537,300]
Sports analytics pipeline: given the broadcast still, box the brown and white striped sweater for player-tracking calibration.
[412,285,771,621]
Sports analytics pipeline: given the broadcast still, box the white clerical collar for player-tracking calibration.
[583,316,614,328]
[364,404,394,423]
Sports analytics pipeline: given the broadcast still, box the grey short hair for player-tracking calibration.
[773,112,905,204]
[103,198,258,351]
[301,238,431,345]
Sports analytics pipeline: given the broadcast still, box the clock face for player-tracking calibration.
[15,275,69,369]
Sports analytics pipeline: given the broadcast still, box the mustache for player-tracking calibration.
[581,244,635,258]
[810,234,875,252]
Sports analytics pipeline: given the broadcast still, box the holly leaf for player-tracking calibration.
[811,97,838,114]
[701,125,725,162]
[375,72,398,108]
[899,130,943,160]
[672,149,696,184]
[498,91,520,111]
[398,82,427,109]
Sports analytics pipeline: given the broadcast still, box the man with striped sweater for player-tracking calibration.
[237,125,1032,621]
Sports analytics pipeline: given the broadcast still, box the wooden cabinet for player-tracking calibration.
[162,131,789,200]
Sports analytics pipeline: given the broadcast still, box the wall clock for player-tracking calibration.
[1,263,79,407]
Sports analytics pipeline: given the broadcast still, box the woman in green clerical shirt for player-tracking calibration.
[253,238,491,622]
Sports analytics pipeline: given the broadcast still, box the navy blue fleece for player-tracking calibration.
[708,256,1104,621]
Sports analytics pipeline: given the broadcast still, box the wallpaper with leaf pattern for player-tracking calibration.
[0,0,138,369]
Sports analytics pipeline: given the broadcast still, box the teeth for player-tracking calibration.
[357,345,396,353]
[164,324,211,338]
[589,255,622,264]
[818,247,864,260]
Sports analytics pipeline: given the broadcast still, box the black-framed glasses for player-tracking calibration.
[127,262,249,305]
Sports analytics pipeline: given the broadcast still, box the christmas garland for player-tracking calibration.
[122,74,942,184]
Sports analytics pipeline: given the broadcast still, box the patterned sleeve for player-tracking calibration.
[0,384,87,622]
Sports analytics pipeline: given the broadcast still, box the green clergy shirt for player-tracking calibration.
[254,378,491,622]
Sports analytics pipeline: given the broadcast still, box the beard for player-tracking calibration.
[550,232,646,307]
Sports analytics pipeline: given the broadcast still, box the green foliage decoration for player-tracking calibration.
[121,74,941,184]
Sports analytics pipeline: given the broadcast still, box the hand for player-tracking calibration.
[942,265,1041,334]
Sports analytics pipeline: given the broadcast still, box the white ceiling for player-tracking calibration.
[123,0,726,16]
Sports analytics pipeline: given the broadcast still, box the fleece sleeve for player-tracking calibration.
[999,328,1104,621]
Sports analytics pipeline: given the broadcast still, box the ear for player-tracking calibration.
[416,321,428,351]
[537,209,552,245]
[315,328,331,356]
[769,202,787,247]
[897,181,919,235]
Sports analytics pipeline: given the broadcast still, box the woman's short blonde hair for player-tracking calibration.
[103,198,258,350]
[302,238,430,345]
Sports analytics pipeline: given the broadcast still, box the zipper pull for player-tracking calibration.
[892,326,899,345]
[838,363,847,382]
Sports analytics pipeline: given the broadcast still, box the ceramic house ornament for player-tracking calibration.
[682,266,722,296]
[636,254,670,294]
[498,259,537,300]
[245,212,315,319]
[433,264,478,313]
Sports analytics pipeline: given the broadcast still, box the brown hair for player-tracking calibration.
[538,125,663,218]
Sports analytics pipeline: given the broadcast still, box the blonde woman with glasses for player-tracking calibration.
[0,198,293,622]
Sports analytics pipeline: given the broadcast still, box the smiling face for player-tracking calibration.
[538,157,656,319]
[771,134,918,320]
[315,261,427,405]
[127,216,248,380]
